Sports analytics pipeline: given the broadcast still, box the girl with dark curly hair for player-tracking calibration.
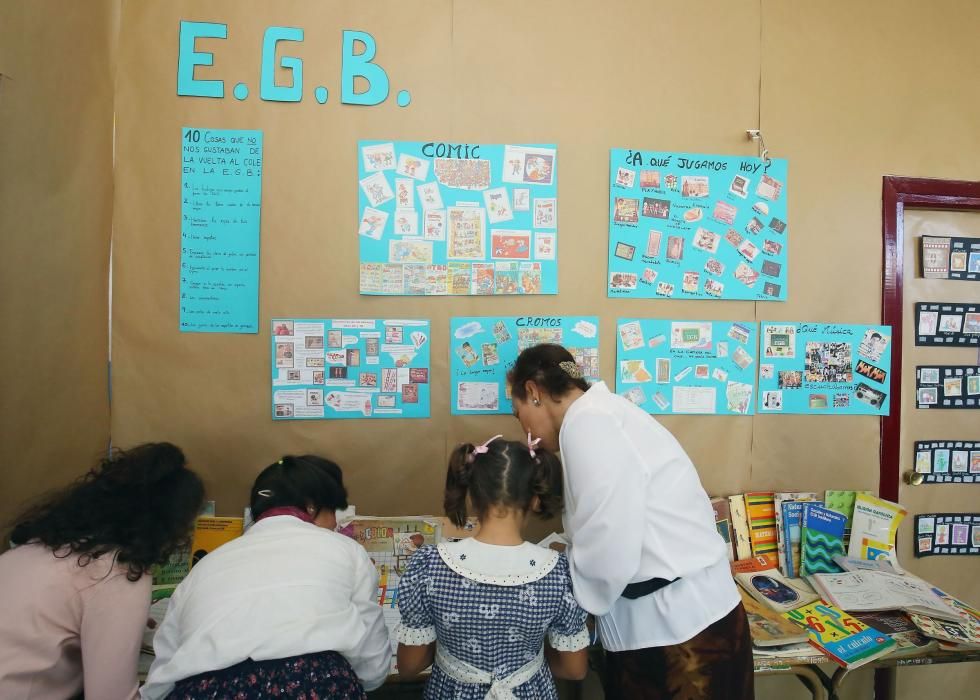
[395,435,590,699]
[0,442,204,700]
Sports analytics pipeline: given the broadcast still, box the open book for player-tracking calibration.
[807,570,962,622]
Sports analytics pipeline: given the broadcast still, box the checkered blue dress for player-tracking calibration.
[396,544,588,699]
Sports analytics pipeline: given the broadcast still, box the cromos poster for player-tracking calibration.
[608,149,788,301]
[449,316,599,415]
[358,140,558,295]
[271,318,430,419]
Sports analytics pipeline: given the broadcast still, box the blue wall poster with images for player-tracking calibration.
[271,318,430,420]
[757,322,892,415]
[607,149,788,301]
[180,127,263,332]
[450,316,600,415]
[358,140,558,296]
[616,319,757,415]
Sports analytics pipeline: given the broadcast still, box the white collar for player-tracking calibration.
[562,380,609,428]
[437,538,559,586]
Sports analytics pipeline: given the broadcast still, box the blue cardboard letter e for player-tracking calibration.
[177,21,227,97]
[341,31,390,105]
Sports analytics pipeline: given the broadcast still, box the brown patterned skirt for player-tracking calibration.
[599,602,754,700]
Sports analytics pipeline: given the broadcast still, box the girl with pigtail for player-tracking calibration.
[396,435,589,699]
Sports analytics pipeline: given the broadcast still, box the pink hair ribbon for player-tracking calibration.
[527,432,542,459]
[467,434,503,463]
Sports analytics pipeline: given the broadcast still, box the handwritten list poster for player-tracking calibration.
[180,127,263,333]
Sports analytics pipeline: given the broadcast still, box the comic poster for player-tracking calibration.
[757,323,892,415]
[608,149,788,301]
[271,318,430,419]
[616,318,757,415]
[359,141,558,295]
[450,316,600,415]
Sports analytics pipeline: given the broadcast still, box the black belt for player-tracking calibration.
[621,576,679,599]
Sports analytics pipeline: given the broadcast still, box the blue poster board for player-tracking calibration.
[358,140,558,295]
[616,319,757,415]
[757,322,892,415]
[607,149,788,301]
[270,318,430,420]
[450,316,600,415]
[180,127,263,332]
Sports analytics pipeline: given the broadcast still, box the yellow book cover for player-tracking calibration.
[190,517,244,568]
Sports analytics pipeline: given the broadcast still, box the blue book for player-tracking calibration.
[781,500,823,578]
[800,505,847,575]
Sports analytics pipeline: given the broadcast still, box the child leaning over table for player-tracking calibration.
[396,435,590,699]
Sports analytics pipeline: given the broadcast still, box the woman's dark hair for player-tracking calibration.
[250,455,348,520]
[507,343,590,402]
[8,442,205,582]
[444,439,562,527]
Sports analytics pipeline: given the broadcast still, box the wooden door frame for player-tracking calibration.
[880,176,980,500]
[878,176,980,699]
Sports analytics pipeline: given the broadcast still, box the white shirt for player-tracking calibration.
[559,382,740,651]
[141,516,390,699]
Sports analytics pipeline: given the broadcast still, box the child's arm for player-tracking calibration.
[545,641,588,681]
[396,641,436,678]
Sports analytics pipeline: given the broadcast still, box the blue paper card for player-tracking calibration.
[450,316,599,414]
[758,322,892,415]
[616,319,757,415]
[358,140,558,295]
[270,318,430,420]
[607,149,788,301]
[180,127,263,332]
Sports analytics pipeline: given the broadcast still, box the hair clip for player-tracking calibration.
[466,434,503,463]
[558,360,584,379]
[277,459,284,465]
[257,489,274,498]
[527,432,542,460]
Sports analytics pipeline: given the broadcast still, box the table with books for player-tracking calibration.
[724,492,980,700]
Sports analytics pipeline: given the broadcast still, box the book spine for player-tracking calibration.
[728,494,752,560]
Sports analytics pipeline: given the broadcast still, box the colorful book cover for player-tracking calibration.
[746,491,777,557]
[824,489,872,545]
[735,568,819,614]
[728,494,753,560]
[800,505,847,575]
[781,500,824,578]
[711,497,736,561]
[774,492,819,576]
[731,554,778,574]
[739,589,808,647]
[785,601,896,669]
[190,517,244,568]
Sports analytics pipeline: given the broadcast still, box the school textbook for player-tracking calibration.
[807,570,963,622]
[739,589,808,647]
[735,568,819,614]
[785,601,896,669]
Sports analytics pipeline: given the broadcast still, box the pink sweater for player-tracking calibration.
[0,543,149,699]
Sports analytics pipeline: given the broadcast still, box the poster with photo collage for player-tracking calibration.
[757,323,892,415]
[913,440,980,484]
[271,318,431,420]
[915,513,980,557]
[915,302,980,346]
[607,149,788,301]
[616,319,757,415]
[358,140,558,296]
[915,365,980,409]
[449,316,600,415]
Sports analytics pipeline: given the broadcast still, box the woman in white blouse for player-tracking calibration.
[508,344,754,699]
[142,455,390,700]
